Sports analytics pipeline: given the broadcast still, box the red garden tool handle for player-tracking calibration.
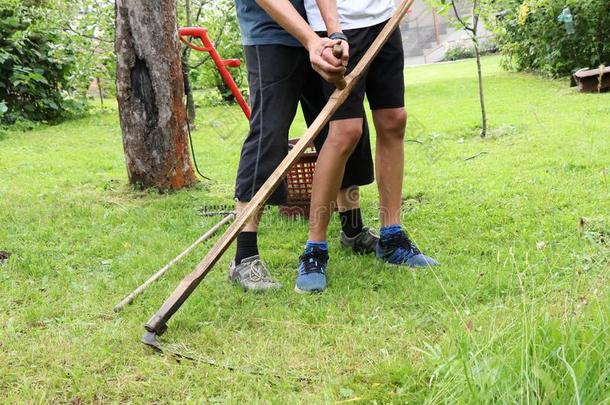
[179,27,251,119]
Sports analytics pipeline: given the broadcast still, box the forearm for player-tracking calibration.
[256,0,346,84]
[315,0,341,34]
[255,0,319,50]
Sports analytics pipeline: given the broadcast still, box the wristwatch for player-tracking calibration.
[329,32,348,44]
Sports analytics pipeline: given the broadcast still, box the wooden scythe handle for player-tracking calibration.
[144,0,415,336]
[332,44,347,90]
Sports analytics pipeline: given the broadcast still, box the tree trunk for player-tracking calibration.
[450,0,487,138]
[182,60,197,125]
[473,38,487,138]
[182,0,197,126]
[96,77,104,107]
[115,0,198,190]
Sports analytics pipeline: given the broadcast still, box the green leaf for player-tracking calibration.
[339,388,354,398]
[44,99,59,110]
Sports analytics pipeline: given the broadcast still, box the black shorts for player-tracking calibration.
[301,66,374,192]
[320,21,405,121]
[234,45,374,205]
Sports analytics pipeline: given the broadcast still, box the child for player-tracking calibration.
[295,0,439,293]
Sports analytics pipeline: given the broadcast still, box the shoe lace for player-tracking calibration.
[299,249,328,276]
[246,259,274,283]
[383,231,421,258]
[355,227,378,246]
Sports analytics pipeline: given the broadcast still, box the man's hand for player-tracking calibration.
[332,38,349,67]
[253,0,348,86]
[308,37,349,85]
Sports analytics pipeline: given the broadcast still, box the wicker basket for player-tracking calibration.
[279,139,318,218]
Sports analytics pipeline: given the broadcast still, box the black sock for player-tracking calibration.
[340,208,364,238]
[235,232,259,265]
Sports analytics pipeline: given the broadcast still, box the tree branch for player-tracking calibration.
[464,151,487,161]
[472,0,480,35]
[65,24,113,44]
[194,0,208,22]
[451,0,475,34]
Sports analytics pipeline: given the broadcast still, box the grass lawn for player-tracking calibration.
[1,56,609,403]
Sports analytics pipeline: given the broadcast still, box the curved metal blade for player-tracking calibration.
[141,331,162,352]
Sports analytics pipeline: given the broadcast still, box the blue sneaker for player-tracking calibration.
[295,247,329,293]
[376,228,439,267]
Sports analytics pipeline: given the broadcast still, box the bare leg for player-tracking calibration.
[372,107,407,227]
[308,118,363,242]
[336,186,360,213]
[372,107,439,267]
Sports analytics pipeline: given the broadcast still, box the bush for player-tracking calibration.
[0,1,80,124]
[493,0,610,76]
[444,40,498,61]
[445,45,476,61]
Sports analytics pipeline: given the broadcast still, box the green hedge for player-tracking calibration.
[494,0,610,76]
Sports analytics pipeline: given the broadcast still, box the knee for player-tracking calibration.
[377,109,407,140]
[326,121,362,156]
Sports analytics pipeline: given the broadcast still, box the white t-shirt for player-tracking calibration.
[305,0,395,32]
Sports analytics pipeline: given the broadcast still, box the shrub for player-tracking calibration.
[445,45,476,61]
[493,0,610,76]
[0,1,80,124]
[444,41,498,61]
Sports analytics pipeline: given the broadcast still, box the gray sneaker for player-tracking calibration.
[228,255,281,291]
[340,227,379,255]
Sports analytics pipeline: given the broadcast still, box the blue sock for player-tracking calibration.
[380,224,402,239]
[305,241,328,252]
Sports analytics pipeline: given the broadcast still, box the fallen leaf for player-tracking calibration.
[466,320,474,333]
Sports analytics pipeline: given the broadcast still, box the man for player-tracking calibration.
[229,0,378,292]
[295,0,440,293]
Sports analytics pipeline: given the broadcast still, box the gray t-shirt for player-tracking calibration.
[236,0,307,47]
